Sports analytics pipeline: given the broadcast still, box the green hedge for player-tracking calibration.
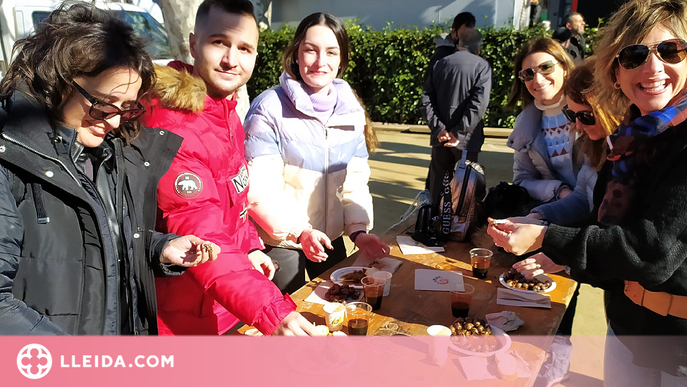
[247,23,599,128]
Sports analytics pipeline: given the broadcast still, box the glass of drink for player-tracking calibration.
[323,302,345,332]
[470,248,493,279]
[361,276,386,310]
[345,302,373,335]
[450,283,475,318]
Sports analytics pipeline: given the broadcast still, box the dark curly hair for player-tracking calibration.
[0,1,155,143]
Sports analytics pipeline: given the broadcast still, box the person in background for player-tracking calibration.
[0,2,220,335]
[552,26,581,65]
[421,28,492,216]
[529,0,542,28]
[490,1,687,384]
[506,38,576,212]
[422,12,476,191]
[244,12,390,294]
[144,0,316,336]
[565,12,586,61]
[428,12,476,76]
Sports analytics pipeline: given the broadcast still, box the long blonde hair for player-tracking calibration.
[593,0,687,119]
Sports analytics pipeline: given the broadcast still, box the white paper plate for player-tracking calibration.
[330,266,368,288]
[449,326,511,357]
[499,273,556,294]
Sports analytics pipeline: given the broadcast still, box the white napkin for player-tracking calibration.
[457,350,532,381]
[352,255,403,273]
[396,235,445,255]
[485,311,525,332]
[496,288,551,309]
[414,269,463,291]
[303,280,363,305]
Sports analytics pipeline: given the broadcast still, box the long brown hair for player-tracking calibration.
[0,2,155,143]
[507,37,575,111]
[282,12,350,81]
[564,58,619,171]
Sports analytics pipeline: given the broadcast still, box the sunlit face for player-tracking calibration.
[522,52,567,105]
[567,15,585,35]
[297,25,341,95]
[60,67,142,148]
[567,100,605,140]
[615,25,687,115]
[190,9,258,99]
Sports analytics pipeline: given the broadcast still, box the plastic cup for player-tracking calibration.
[450,283,475,318]
[470,248,493,279]
[372,271,393,296]
[323,302,345,332]
[361,276,386,310]
[427,325,452,366]
[345,302,372,336]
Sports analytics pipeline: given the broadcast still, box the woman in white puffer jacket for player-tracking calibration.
[244,12,389,293]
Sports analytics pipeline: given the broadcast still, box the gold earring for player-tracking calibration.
[614,82,621,89]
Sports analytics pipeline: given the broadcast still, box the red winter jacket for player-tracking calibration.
[143,61,296,335]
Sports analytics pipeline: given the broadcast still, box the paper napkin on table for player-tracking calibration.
[496,288,551,309]
[414,269,463,291]
[485,311,525,332]
[352,255,403,273]
[457,350,532,381]
[303,281,363,305]
[396,235,445,255]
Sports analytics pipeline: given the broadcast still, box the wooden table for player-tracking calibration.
[241,220,579,385]
[292,221,577,336]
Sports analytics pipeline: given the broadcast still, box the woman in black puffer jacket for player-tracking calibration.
[0,2,219,336]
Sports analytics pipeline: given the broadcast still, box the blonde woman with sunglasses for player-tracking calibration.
[490,1,687,384]
[506,38,577,213]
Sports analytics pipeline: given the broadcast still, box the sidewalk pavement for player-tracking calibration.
[366,129,606,387]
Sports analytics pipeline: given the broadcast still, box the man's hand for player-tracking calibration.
[299,228,333,263]
[160,235,220,267]
[355,233,391,259]
[443,132,460,147]
[248,250,276,280]
[437,129,451,143]
[272,312,318,336]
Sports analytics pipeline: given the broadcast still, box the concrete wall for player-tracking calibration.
[270,0,525,30]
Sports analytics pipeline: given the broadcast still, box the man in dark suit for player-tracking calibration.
[565,12,586,61]
[420,28,492,215]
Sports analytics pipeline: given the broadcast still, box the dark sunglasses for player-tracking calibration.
[616,39,687,70]
[518,61,558,82]
[72,81,145,122]
[562,105,595,125]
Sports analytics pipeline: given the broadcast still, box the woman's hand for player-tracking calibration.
[247,250,276,280]
[512,252,565,280]
[272,311,318,336]
[160,235,220,267]
[487,217,547,256]
[299,228,333,263]
[355,233,391,259]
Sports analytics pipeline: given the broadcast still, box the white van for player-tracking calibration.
[0,0,172,76]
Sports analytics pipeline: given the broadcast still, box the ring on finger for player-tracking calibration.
[535,263,542,270]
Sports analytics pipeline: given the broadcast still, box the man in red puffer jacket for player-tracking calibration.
[143,0,316,336]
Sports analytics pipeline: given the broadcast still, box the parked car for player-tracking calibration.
[0,0,172,77]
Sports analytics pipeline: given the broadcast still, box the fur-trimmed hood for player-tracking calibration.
[152,61,207,113]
